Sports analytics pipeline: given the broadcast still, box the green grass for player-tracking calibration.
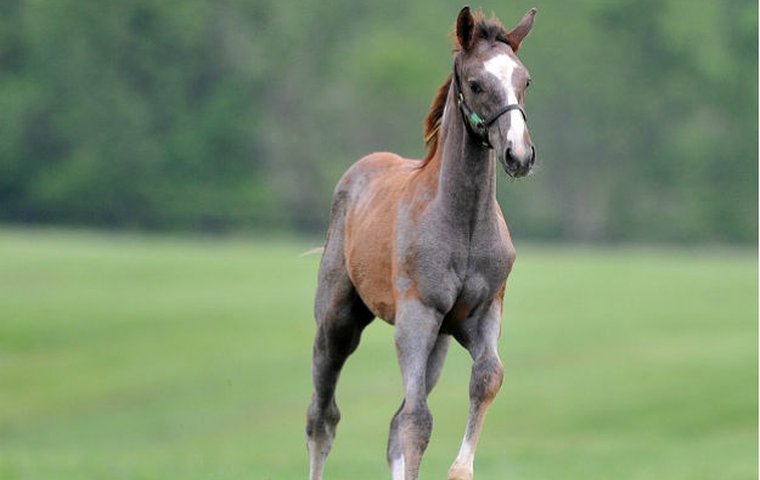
[0,229,756,479]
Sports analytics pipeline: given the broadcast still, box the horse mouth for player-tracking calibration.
[503,162,533,179]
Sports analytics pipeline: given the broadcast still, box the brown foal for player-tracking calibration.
[306,6,537,479]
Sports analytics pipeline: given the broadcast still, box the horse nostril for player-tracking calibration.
[529,146,536,167]
[504,147,516,167]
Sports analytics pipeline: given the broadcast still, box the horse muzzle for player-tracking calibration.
[503,144,535,178]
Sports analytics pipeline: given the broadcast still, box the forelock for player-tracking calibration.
[459,11,514,51]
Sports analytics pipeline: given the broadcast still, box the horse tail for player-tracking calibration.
[300,246,325,257]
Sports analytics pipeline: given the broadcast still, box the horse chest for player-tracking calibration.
[467,242,513,285]
[463,235,513,290]
[408,227,514,317]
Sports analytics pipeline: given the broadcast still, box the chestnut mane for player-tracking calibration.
[421,12,513,167]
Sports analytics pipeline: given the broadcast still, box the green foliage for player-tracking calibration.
[0,229,756,478]
[0,0,756,241]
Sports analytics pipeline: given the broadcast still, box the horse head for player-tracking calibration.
[453,6,537,177]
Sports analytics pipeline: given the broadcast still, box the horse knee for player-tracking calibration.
[470,355,503,405]
[400,401,434,449]
[411,401,433,431]
[306,398,341,441]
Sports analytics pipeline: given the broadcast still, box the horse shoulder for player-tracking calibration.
[494,204,516,266]
[481,204,516,284]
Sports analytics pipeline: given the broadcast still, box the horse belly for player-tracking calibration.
[345,245,396,322]
[337,152,419,324]
[344,200,398,324]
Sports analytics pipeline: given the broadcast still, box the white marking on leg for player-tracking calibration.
[308,437,329,480]
[308,438,320,480]
[483,54,528,157]
[391,454,406,480]
[453,435,475,471]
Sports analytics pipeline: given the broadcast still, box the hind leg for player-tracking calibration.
[306,229,373,480]
[306,281,372,479]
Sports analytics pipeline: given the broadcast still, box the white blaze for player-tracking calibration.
[483,54,528,156]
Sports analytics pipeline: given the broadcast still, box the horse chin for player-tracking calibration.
[499,157,530,179]
[503,164,532,179]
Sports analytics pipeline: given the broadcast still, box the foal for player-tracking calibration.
[306,7,537,480]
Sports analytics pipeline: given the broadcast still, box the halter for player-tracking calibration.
[452,62,527,149]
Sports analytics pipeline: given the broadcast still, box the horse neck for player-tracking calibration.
[426,86,497,228]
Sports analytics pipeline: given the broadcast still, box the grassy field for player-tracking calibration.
[0,229,756,479]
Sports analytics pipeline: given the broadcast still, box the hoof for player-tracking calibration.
[447,464,473,480]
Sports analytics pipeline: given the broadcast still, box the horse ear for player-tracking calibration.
[507,8,537,52]
[456,6,475,50]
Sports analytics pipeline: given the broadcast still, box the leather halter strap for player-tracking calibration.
[452,63,526,149]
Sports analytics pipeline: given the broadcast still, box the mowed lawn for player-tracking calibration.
[0,229,756,479]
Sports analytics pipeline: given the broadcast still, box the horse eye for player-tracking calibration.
[526,78,532,88]
[468,81,482,94]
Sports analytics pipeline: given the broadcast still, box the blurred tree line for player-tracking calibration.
[0,0,756,242]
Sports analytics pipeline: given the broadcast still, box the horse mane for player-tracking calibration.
[420,11,511,167]
[421,74,452,166]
